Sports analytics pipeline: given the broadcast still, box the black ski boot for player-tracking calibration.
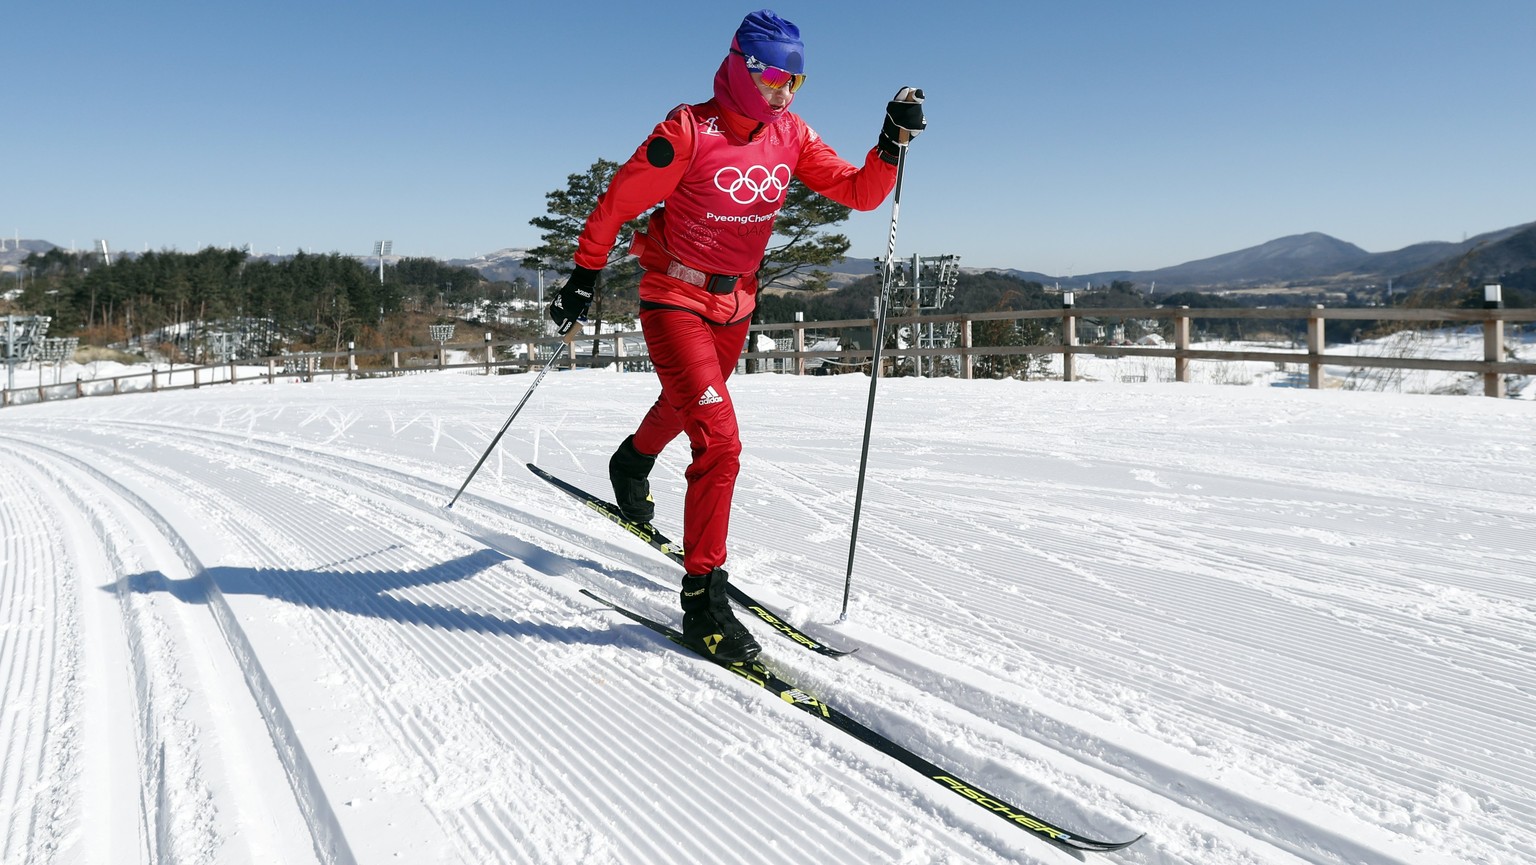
[609,435,657,525]
[680,569,761,663]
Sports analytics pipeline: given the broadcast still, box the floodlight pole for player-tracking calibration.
[5,316,15,391]
[536,271,551,337]
[374,240,392,285]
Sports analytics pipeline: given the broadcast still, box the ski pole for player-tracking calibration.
[839,118,916,622]
[446,339,569,508]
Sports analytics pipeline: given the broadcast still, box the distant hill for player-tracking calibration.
[445,248,547,285]
[0,239,59,270]
[1147,232,1371,285]
[1389,223,1536,287]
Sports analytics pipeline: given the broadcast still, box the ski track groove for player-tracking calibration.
[7,438,234,865]
[39,420,1007,863]
[0,433,353,865]
[4,440,216,865]
[46,425,611,863]
[0,452,74,864]
[129,456,590,863]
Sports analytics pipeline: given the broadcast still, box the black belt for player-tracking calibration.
[665,259,740,295]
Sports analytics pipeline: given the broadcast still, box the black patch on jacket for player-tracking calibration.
[646,137,674,168]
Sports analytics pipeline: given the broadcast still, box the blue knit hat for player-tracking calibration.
[734,9,803,74]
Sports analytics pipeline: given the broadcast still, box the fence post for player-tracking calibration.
[267,359,276,384]
[391,351,400,374]
[76,377,84,398]
[1061,292,1077,382]
[792,319,806,376]
[1174,307,1192,382]
[484,333,493,376]
[229,360,237,386]
[348,342,357,380]
[1308,305,1326,389]
[869,317,880,376]
[152,368,159,392]
[960,316,973,380]
[1484,285,1505,398]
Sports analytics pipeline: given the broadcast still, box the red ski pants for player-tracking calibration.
[630,308,751,576]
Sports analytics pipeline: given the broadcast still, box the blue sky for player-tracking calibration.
[7,0,1534,274]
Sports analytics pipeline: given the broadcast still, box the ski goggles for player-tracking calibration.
[732,49,806,92]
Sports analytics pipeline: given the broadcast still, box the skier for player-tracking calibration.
[548,9,925,662]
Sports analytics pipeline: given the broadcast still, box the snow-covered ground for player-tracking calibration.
[2,356,1533,864]
[1055,328,1534,397]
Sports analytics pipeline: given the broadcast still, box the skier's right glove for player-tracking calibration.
[548,265,600,335]
[877,87,926,165]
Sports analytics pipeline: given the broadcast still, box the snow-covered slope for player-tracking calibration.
[1,369,1531,864]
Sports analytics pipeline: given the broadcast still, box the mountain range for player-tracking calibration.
[7,221,1533,294]
[1005,221,1536,293]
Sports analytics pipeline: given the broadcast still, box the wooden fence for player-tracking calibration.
[4,306,1535,409]
[743,306,1536,398]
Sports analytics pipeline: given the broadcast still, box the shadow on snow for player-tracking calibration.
[107,546,627,648]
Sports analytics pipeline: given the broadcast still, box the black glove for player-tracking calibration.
[877,87,926,165]
[547,265,600,335]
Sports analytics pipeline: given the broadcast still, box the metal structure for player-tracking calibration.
[207,331,234,363]
[2,315,51,390]
[874,253,961,376]
[373,240,393,284]
[37,337,78,384]
[428,324,455,344]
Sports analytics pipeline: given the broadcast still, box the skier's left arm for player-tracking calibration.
[793,88,925,211]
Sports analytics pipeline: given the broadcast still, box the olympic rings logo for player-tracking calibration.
[714,163,791,205]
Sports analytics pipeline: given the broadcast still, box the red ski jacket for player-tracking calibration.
[575,99,897,324]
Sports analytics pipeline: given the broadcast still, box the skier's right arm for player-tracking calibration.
[573,109,695,271]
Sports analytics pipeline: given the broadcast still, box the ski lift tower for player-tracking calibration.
[875,253,961,376]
